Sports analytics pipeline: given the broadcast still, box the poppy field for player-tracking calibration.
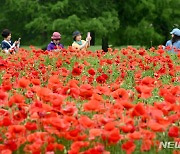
[0,46,179,154]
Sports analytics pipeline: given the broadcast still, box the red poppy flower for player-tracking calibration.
[83,144,106,154]
[8,94,25,106]
[122,140,136,154]
[135,85,153,99]
[104,122,116,131]
[88,68,96,76]
[83,100,101,112]
[121,71,126,78]
[18,77,30,88]
[0,90,8,105]
[79,84,93,99]
[158,66,166,74]
[79,116,94,128]
[56,59,62,68]
[148,120,164,132]
[72,67,82,76]
[31,79,41,86]
[159,88,167,97]
[106,59,113,64]
[5,140,17,151]
[148,107,164,120]
[83,61,90,66]
[67,129,80,138]
[2,116,12,126]
[89,129,102,140]
[37,87,52,102]
[163,93,176,104]
[112,88,129,101]
[110,83,119,92]
[49,117,69,130]
[25,122,37,131]
[141,76,155,87]
[121,101,134,110]
[46,143,55,151]
[62,104,77,116]
[108,128,121,144]
[131,103,146,117]
[157,49,164,54]
[141,139,152,152]
[168,126,179,138]
[128,131,142,140]
[2,80,12,91]
[31,70,39,76]
[48,75,62,91]
[102,73,108,80]
[1,149,12,154]
[94,86,110,96]
[27,132,48,143]
[0,57,7,67]
[8,125,26,134]
[120,124,135,133]
[96,75,106,84]
[69,141,89,154]
[54,143,64,151]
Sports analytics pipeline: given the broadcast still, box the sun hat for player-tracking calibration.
[72,31,82,39]
[173,29,180,36]
[170,28,179,35]
[51,32,61,40]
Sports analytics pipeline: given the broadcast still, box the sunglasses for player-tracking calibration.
[53,39,61,41]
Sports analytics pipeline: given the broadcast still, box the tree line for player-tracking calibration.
[0,0,179,47]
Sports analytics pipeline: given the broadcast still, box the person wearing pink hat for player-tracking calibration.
[47,32,64,51]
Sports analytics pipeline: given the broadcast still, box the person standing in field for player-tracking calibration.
[165,28,180,53]
[72,31,91,50]
[47,32,64,51]
[1,29,20,54]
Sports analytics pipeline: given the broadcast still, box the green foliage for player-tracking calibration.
[0,0,179,46]
[115,0,180,46]
[124,19,164,46]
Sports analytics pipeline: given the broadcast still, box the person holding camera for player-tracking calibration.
[72,30,91,51]
[1,29,20,54]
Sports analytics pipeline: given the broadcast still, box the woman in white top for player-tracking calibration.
[1,29,20,54]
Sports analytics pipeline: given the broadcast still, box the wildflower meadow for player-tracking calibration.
[0,46,179,154]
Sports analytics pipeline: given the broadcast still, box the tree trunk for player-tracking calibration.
[90,31,95,46]
[102,35,108,52]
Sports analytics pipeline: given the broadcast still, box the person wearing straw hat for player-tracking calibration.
[47,32,64,51]
[165,28,180,53]
[72,30,91,51]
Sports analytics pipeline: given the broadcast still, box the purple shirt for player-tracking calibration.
[47,41,64,51]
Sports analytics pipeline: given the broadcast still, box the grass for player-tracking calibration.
[21,45,144,52]
[21,45,103,51]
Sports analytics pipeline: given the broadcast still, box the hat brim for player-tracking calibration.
[51,37,61,40]
[170,31,174,34]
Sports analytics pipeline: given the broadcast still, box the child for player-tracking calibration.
[165,28,180,53]
[72,31,91,50]
[47,32,64,51]
[1,29,20,54]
